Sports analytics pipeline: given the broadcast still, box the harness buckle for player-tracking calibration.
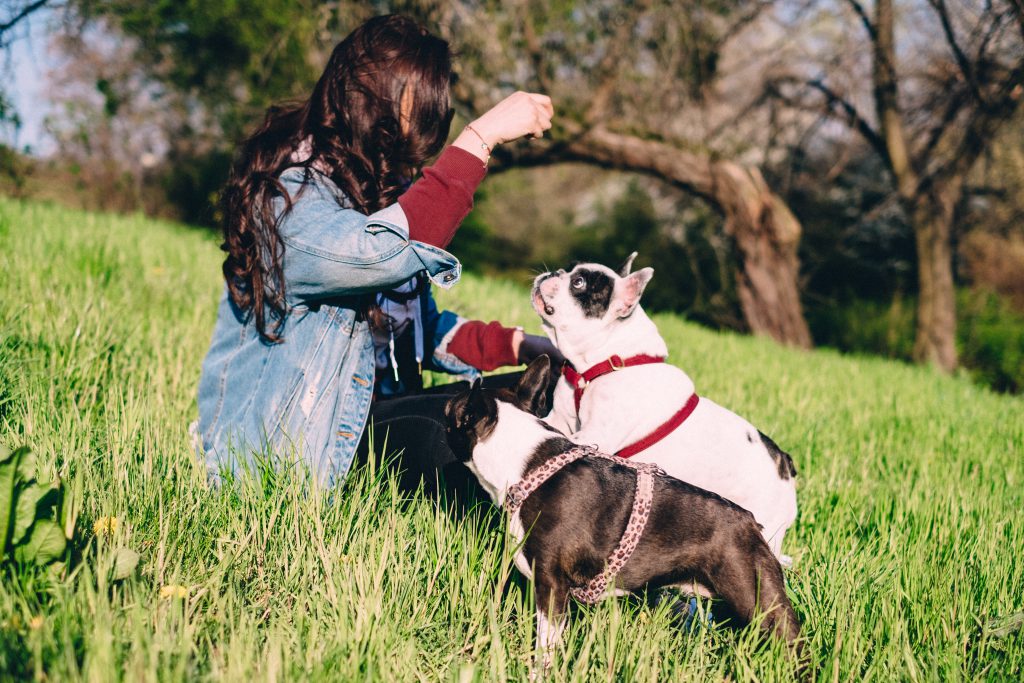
[505,488,522,513]
[608,355,626,370]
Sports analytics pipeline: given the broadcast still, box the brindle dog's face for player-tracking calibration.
[444,356,553,462]
[531,254,653,336]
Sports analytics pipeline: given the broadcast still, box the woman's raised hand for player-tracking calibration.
[471,92,554,146]
[453,92,554,163]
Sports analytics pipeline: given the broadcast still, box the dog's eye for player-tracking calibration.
[571,276,586,290]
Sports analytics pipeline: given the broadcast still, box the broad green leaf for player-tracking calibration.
[11,481,52,546]
[13,520,66,565]
[15,449,38,485]
[110,547,140,580]
[33,480,60,515]
[0,444,20,464]
[0,446,27,551]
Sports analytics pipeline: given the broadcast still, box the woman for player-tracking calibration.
[196,15,553,485]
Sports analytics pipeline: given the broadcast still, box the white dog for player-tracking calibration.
[531,255,797,560]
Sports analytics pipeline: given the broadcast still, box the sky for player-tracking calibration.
[5,8,56,155]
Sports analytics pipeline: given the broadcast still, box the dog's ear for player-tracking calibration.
[465,377,488,422]
[615,267,653,317]
[515,355,552,416]
[618,251,639,277]
[446,379,497,460]
[449,378,488,430]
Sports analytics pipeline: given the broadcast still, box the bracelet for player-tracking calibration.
[464,124,492,164]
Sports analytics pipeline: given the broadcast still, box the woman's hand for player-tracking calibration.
[514,331,566,369]
[453,92,554,163]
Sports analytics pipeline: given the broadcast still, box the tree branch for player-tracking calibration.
[763,74,891,166]
[918,86,970,166]
[0,0,50,42]
[584,0,649,125]
[559,125,719,205]
[946,60,1024,181]
[928,0,984,103]
[1007,0,1024,40]
[872,0,918,199]
[844,0,877,41]
[721,0,775,38]
[806,78,889,163]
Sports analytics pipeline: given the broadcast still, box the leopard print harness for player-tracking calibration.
[504,445,666,604]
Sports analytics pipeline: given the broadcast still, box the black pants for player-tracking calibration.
[354,373,529,504]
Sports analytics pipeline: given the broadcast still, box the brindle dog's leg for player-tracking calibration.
[532,569,569,677]
[704,527,802,647]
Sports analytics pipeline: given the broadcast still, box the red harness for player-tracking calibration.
[561,354,700,458]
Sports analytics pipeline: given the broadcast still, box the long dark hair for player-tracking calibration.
[220,15,453,342]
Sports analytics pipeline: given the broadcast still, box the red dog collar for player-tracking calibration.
[561,354,666,412]
[560,355,699,458]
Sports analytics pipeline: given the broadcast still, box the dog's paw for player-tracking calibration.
[528,652,554,681]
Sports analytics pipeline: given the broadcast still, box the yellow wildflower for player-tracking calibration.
[159,585,189,600]
[93,516,119,538]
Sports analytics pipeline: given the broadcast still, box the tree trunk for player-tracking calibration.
[909,179,961,371]
[562,126,813,348]
[870,0,957,371]
[715,162,813,348]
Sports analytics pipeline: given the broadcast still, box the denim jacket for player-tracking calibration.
[196,167,461,485]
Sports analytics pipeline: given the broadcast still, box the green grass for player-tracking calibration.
[1,196,1023,681]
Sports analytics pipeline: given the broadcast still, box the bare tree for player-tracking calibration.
[419,0,814,348]
[772,0,1024,371]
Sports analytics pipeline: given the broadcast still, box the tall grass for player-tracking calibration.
[1,196,1022,681]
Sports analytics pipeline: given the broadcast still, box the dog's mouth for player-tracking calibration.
[532,289,555,317]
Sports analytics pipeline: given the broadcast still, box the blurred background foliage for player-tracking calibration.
[1,0,1023,392]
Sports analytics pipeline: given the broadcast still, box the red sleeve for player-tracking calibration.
[447,320,520,371]
[398,146,487,248]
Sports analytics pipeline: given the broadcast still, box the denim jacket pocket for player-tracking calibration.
[269,307,345,444]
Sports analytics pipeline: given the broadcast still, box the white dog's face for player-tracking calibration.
[531,254,653,336]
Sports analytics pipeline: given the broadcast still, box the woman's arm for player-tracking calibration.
[280,92,554,303]
[446,320,520,371]
[400,91,554,248]
[276,171,460,303]
[445,323,563,371]
[398,146,486,248]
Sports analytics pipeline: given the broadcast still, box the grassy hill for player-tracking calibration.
[1,197,1022,681]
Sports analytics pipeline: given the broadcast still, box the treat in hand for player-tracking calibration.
[454,91,554,163]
